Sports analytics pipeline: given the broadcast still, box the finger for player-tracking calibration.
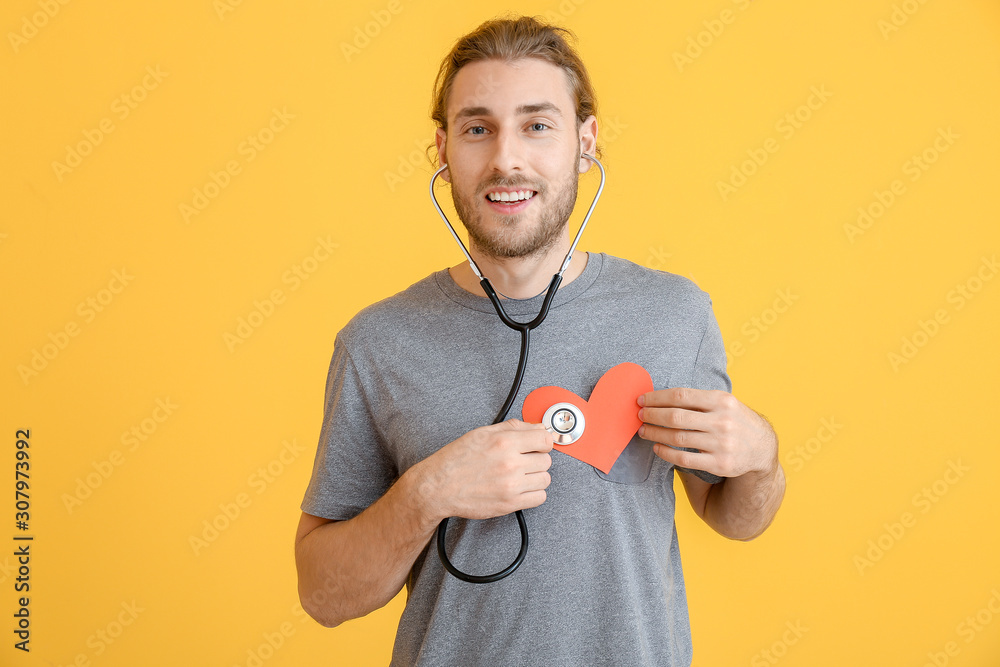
[492,420,554,451]
[518,451,553,474]
[519,429,554,454]
[651,442,716,473]
[640,423,715,451]
[502,419,557,444]
[496,424,553,454]
[639,387,724,412]
[517,489,548,510]
[522,469,552,492]
[639,406,711,433]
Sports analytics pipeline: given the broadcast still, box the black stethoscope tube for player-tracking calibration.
[435,274,562,584]
[483,274,562,422]
[428,154,604,583]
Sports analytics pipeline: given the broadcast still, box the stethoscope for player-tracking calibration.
[428,152,606,583]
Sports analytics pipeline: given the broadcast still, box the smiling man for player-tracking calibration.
[295,15,785,667]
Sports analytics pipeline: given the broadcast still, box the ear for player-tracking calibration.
[578,115,598,173]
[435,127,450,182]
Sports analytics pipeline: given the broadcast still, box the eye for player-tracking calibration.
[530,122,549,132]
[466,125,488,135]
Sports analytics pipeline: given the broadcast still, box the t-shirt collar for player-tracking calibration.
[434,252,604,315]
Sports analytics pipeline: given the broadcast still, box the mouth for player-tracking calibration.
[484,189,537,215]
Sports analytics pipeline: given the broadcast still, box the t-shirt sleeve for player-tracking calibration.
[300,336,397,520]
[675,294,732,485]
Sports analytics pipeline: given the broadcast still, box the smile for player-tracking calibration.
[485,190,537,203]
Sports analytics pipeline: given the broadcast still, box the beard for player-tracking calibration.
[450,152,580,260]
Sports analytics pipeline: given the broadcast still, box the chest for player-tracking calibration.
[366,308,696,475]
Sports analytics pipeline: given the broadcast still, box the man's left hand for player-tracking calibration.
[637,388,777,478]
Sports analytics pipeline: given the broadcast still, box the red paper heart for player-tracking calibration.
[521,362,654,474]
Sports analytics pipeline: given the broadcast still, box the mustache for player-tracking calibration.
[478,178,542,194]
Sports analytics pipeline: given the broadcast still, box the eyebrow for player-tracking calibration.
[453,102,564,122]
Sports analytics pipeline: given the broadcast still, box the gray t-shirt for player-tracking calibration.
[301,253,731,667]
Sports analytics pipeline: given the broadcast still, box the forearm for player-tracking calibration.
[703,461,785,541]
[295,421,553,627]
[295,467,440,628]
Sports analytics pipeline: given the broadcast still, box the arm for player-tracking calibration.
[294,420,554,628]
[676,457,785,541]
[294,471,438,628]
[638,388,785,540]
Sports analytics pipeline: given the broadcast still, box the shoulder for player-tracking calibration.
[335,271,448,347]
[593,253,713,313]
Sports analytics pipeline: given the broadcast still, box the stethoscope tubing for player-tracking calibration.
[429,153,605,583]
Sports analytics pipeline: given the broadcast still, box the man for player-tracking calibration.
[295,15,784,666]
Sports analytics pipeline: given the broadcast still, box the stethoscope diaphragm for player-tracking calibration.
[542,402,586,445]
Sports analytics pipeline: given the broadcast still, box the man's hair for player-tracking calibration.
[428,14,602,165]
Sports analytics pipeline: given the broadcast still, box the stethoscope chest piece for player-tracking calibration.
[542,402,586,445]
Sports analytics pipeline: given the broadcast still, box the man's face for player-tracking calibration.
[436,58,595,260]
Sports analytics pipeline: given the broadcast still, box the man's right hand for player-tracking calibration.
[296,420,552,628]
[411,419,554,523]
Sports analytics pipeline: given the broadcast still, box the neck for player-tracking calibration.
[449,237,588,299]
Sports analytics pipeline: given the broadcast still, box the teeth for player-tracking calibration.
[488,190,535,202]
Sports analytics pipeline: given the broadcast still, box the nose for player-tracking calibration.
[486,125,525,175]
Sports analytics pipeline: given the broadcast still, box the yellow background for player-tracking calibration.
[2,0,999,665]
